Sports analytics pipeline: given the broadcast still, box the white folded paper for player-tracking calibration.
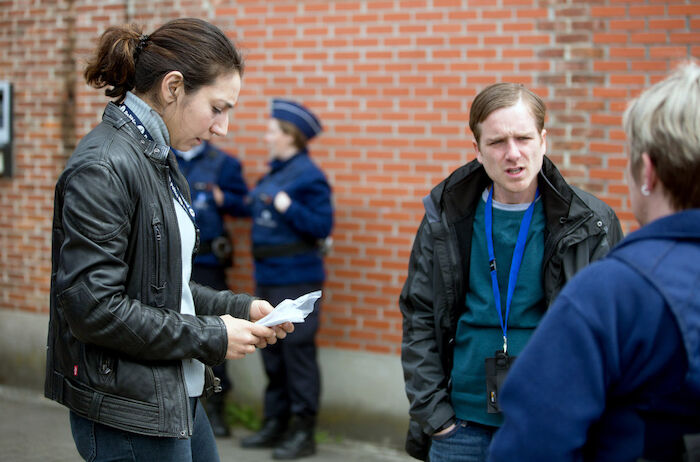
[255,290,322,327]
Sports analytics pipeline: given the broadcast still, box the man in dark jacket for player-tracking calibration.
[174,140,249,437]
[489,63,700,462]
[399,82,623,461]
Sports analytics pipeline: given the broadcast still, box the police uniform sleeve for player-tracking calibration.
[217,154,250,217]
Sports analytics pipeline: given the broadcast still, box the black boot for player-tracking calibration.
[240,417,288,448]
[202,394,231,437]
[272,415,316,460]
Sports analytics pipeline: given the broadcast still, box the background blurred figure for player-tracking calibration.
[173,140,249,437]
[46,18,292,462]
[240,99,333,460]
[489,62,700,461]
[400,83,622,462]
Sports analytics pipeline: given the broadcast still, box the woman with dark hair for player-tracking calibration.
[240,99,333,460]
[45,18,293,462]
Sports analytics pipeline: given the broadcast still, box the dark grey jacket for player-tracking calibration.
[45,103,254,438]
[399,157,623,460]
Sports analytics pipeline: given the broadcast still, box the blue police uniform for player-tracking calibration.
[250,151,332,286]
[249,99,332,437]
[174,141,249,268]
[173,141,248,436]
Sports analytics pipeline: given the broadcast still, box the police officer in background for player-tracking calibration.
[174,140,249,437]
[240,99,333,459]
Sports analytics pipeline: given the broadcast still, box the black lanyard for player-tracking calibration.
[118,103,196,223]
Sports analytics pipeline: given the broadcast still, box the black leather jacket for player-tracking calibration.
[399,157,624,460]
[45,103,254,438]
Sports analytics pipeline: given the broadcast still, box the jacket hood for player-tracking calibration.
[613,209,700,392]
[430,156,577,212]
[426,157,483,218]
[424,156,599,232]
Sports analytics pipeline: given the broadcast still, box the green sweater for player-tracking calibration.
[451,191,546,427]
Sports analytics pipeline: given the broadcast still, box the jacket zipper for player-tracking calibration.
[152,216,163,290]
[162,164,193,439]
[542,210,594,275]
[444,218,463,308]
[99,353,113,376]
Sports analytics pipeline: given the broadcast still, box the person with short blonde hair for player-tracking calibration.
[624,62,700,211]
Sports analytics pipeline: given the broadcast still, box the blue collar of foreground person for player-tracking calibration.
[271,99,323,140]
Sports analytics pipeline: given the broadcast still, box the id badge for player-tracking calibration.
[484,350,516,414]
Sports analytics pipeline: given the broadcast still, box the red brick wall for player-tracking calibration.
[1,0,698,355]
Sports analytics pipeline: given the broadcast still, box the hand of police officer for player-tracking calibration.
[249,299,295,342]
[212,185,224,207]
[273,191,292,213]
[219,314,277,359]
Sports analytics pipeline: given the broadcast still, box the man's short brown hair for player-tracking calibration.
[469,83,546,146]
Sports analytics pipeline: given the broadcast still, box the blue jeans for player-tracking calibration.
[70,398,220,462]
[428,419,496,462]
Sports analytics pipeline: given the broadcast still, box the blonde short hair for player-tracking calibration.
[623,62,700,210]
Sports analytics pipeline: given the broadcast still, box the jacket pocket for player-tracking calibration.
[98,351,115,377]
[151,213,167,307]
[81,344,116,388]
[431,419,461,441]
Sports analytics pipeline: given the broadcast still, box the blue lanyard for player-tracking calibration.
[485,185,539,354]
[118,103,196,222]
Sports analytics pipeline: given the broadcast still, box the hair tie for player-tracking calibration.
[135,34,149,60]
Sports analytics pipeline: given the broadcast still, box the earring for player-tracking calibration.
[641,184,650,196]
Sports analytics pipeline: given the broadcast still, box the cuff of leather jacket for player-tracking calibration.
[227,293,254,320]
[246,296,261,322]
[205,316,228,366]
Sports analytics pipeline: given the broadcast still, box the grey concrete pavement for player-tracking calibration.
[0,385,414,462]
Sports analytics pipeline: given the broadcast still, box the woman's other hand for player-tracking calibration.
[249,299,295,340]
[219,315,278,359]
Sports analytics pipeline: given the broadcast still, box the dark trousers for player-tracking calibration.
[256,282,322,419]
[191,264,231,394]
